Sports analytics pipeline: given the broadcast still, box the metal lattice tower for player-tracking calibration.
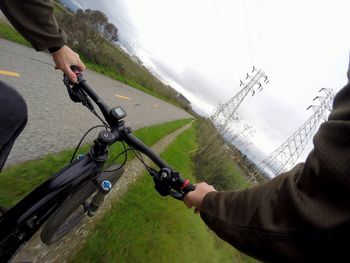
[211,68,269,134]
[198,67,268,158]
[231,125,255,145]
[259,88,334,177]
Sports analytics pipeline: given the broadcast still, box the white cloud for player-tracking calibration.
[73,0,350,169]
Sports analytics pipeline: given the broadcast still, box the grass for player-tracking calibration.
[69,123,257,263]
[225,159,251,190]
[84,61,176,105]
[0,118,192,207]
[193,119,251,191]
[0,21,31,47]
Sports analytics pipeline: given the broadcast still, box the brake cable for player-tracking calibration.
[70,125,108,163]
[103,142,130,173]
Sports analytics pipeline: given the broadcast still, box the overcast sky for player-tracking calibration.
[68,0,349,172]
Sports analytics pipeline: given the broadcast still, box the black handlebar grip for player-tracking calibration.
[70,65,83,80]
[70,65,80,73]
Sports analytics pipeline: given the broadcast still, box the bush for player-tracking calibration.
[193,118,250,190]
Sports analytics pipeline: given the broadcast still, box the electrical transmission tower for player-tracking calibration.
[211,67,269,133]
[231,125,255,146]
[198,67,268,159]
[258,88,334,178]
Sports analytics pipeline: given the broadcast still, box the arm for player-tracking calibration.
[0,0,64,51]
[0,0,85,82]
[186,78,350,262]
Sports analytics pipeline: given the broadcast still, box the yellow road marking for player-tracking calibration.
[115,94,131,100]
[0,70,20,77]
[153,104,159,108]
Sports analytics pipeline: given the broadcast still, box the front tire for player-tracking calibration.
[40,182,96,245]
[40,168,124,245]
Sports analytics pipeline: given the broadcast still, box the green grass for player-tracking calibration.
[0,118,192,207]
[193,119,251,191]
[0,21,31,47]
[69,123,256,263]
[221,157,251,190]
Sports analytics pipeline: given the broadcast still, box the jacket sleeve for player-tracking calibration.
[200,77,350,262]
[0,0,65,51]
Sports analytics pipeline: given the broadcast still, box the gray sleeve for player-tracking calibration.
[0,0,65,51]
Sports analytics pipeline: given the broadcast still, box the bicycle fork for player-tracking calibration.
[85,179,112,217]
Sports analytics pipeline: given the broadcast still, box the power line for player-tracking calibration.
[210,0,239,74]
[229,0,250,70]
[240,0,253,65]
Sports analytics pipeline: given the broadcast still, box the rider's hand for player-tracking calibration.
[184,182,216,213]
[51,45,86,83]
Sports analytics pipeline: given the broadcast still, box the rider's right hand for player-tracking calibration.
[51,45,86,83]
[183,182,216,213]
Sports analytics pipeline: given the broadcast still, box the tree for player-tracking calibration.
[103,23,118,42]
[74,9,118,43]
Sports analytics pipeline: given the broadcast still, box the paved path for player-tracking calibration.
[0,39,192,166]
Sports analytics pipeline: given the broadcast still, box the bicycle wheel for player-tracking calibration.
[40,169,124,245]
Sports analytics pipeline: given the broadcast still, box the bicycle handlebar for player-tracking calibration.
[64,67,195,200]
[124,133,169,168]
[125,132,195,198]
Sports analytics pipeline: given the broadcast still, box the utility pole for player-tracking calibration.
[230,123,252,142]
[257,88,334,179]
[232,126,255,146]
[198,67,268,161]
[211,67,269,134]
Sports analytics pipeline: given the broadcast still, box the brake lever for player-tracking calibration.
[63,75,81,102]
[153,177,184,200]
[80,89,95,110]
[63,71,94,110]
[151,168,195,201]
[169,191,184,200]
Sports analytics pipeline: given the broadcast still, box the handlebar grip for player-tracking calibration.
[179,179,195,195]
[70,65,80,73]
[70,65,83,81]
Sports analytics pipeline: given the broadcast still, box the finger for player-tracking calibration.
[183,200,192,209]
[76,60,86,71]
[65,66,78,83]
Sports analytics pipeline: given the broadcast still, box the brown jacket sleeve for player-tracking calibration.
[200,75,350,262]
[0,0,65,51]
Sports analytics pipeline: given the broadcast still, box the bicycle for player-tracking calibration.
[0,67,194,262]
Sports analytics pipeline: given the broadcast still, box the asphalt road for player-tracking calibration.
[0,39,192,166]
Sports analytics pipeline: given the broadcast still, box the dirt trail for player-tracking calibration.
[13,123,192,263]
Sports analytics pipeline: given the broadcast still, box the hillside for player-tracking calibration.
[52,1,191,110]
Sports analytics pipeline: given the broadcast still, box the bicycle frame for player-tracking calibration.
[0,156,101,262]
